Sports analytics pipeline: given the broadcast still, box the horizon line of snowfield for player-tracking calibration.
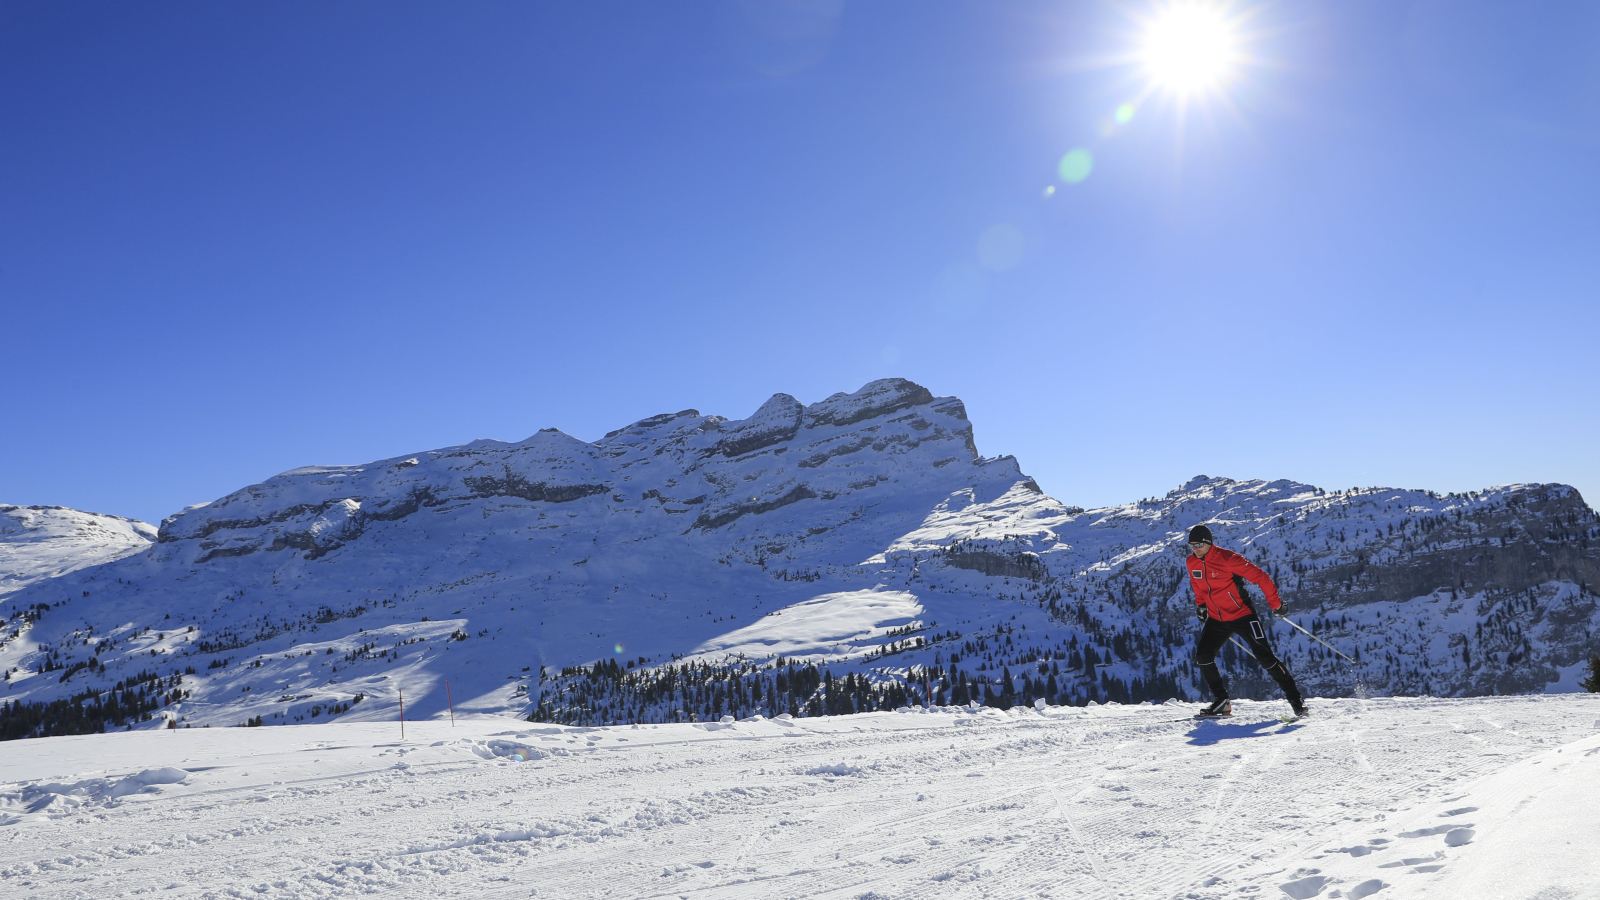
[2,694,1598,899]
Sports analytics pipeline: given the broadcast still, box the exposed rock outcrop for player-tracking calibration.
[3,380,1595,739]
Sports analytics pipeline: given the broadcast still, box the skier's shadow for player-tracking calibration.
[1184,719,1281,746]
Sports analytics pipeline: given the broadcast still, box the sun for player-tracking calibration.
[1141,3,1237,94]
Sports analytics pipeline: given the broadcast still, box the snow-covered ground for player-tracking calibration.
[4,694,1597,900]
[0,505,154,599]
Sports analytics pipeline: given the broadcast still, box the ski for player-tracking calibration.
[1279,708,1310,725]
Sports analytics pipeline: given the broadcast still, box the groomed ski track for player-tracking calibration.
[3,694,1597,899]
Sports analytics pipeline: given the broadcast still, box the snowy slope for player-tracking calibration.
[886,474,1600,701]
[1,379,1039,730]
[0,505,155,598]
[1,378,1597,739]
[2,695,1597,899]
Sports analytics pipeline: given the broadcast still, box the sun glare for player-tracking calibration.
[1142,4,1236,93]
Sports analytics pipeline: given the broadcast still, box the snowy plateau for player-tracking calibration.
[2,377,1599,899]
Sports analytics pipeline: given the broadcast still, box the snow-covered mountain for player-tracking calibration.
[2,378,1597,739]
[892,474,1600,700]
[0,505,156,598]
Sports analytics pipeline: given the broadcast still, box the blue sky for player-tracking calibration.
[3,1,1598,526]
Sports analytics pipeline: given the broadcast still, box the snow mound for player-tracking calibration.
[803,763,863,776]
[1,766,187,824]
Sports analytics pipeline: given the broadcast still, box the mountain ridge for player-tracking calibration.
[2,378,1597,738]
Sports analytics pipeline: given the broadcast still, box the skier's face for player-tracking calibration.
[1189,541,1212,558]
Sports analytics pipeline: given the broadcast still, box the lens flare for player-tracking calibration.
[977,224,1025,271]
[930,263,988,319]
[1058,149,1094,184]
[613,643,625,654]
[1142,4,1235,92]
[1115,103,1136,124]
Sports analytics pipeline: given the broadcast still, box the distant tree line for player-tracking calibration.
[0,669,188,740]
[528,645,1197,727]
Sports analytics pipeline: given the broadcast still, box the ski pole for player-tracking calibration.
[1277,615,1358,665]
[1226,635,1256,659]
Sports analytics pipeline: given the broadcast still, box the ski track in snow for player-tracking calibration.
[3,695,1597,900]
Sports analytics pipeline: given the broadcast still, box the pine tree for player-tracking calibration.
[1582,654,1600,693]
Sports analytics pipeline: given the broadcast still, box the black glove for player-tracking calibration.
[1195,605,1209,622]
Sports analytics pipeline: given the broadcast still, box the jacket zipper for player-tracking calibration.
[1202,555,1244,614]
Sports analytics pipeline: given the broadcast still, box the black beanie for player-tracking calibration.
[1188,524,1214,545]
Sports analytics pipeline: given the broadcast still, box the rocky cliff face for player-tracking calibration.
[2,380,1037,731]
[2,381,1597,738]
[151,378,1012,570]
[889,475,1600,699]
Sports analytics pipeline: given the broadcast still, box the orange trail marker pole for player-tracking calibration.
[446,680,455,727]
[399,688,405,741]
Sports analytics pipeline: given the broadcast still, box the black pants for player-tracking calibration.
[1195,613,1302,705]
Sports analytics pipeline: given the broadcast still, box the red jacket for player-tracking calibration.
[1187,546,1280,621]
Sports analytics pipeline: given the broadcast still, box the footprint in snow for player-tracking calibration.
[1398,823,1470,838]
[1279,874,1332,898]
[1378,851,1446,871]
[1287,874,1390,897]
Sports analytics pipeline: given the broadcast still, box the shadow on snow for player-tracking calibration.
[1184,719,1283,745]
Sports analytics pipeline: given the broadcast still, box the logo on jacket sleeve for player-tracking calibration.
[1191,569,1203,579]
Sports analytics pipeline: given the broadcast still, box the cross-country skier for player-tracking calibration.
[1185,524,1307,719]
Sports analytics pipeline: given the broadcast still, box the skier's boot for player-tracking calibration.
[1266,661,1306,713]
[1195,697,1232,719]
